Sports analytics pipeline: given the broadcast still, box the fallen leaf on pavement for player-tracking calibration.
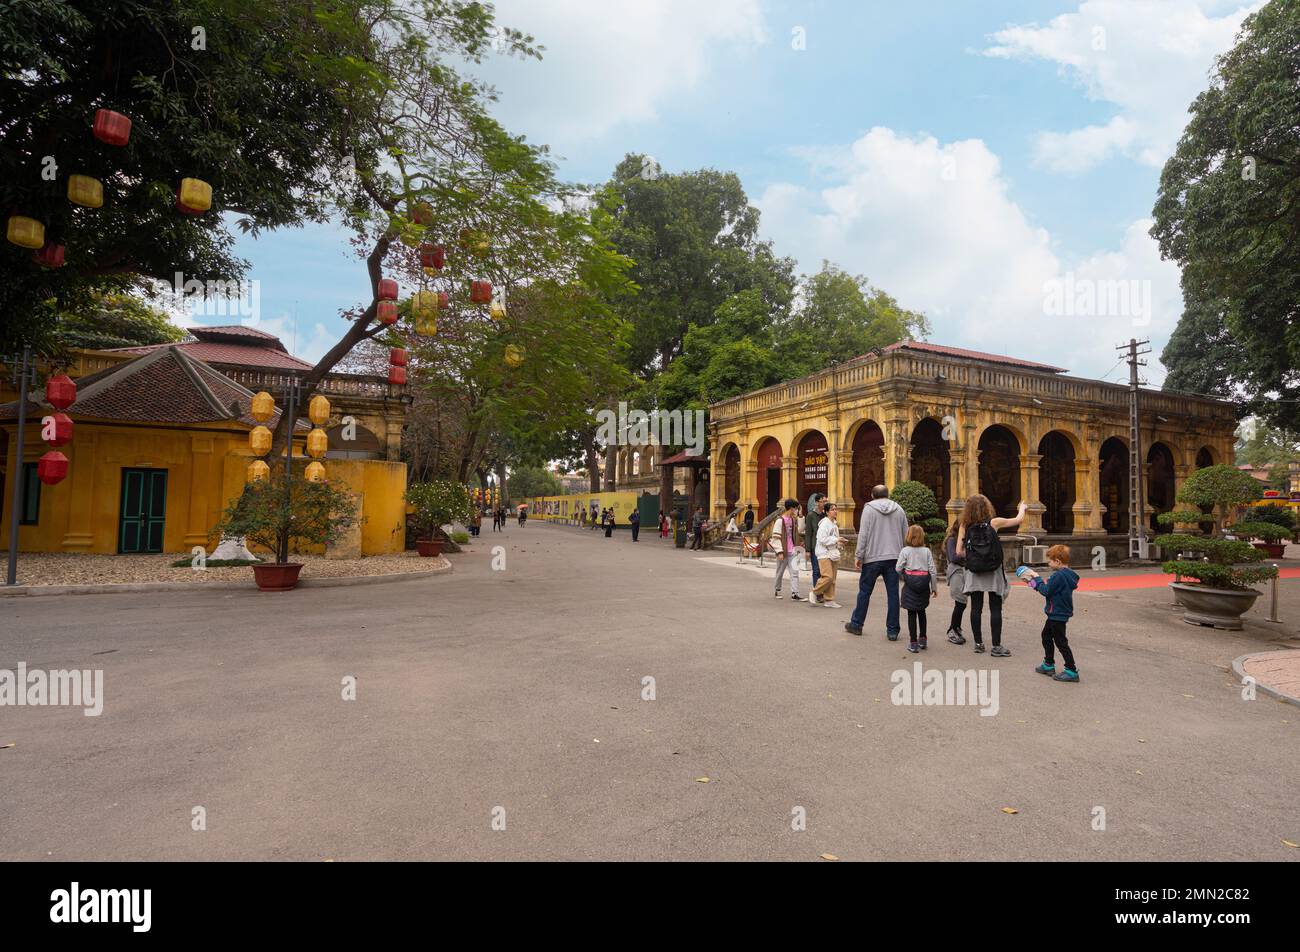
[0,743,14,750]
[1001,807,1019,815]
[695,777,710,783]
[1283,839,1298,849]
[820,853,839,861]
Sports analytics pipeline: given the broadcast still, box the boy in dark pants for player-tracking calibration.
[1022,544,1081,682]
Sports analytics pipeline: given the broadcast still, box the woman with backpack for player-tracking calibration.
[943,520,969,644]
[955,494,1027,657]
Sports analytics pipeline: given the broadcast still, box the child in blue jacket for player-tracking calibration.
[1021,544,1080,682]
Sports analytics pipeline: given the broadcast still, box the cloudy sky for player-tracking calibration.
[219,0,1261,386]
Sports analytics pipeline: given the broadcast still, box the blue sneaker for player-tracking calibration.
[1053,669,1080,683]
[1035,662,1056,676]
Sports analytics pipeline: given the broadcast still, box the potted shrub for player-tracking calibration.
[890,479,949,559]
[1243,504,1296,553]
[1232,520,1289,558]
[215,470,358,591]
[1154,464,1278,629]
[404,480,472,557]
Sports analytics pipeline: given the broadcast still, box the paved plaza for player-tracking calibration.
[2,525,1298,861]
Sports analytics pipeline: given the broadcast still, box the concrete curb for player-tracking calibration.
[0,559,453,598]
[1231,651,1300,709]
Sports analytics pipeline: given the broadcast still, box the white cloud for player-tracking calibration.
[983,0,1261,172]
[478,0,767,146]
[758,128,1184,380]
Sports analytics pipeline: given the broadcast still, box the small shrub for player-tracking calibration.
[452,531,470,544]
[215,471,358,563]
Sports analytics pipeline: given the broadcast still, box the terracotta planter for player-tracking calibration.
[252,562,304,592]
[1168,582,1261,630]
[416,538,443,557]
[1251,542,1287,559]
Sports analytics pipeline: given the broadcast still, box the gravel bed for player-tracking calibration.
[0,549,453,587]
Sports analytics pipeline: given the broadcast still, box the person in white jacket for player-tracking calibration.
[811,501,843,608]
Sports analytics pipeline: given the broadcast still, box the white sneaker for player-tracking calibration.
[823,600,843,609]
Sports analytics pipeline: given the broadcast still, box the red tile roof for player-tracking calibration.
[109,340,313,371]
[880,341,1067,374]
[659,450,708,467]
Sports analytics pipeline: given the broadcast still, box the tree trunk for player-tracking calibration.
[603,443,617,492]
[585,429,601,493]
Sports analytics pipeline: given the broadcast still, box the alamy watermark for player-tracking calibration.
[890,662,999,717]
[0,663,103,716]
[172,272,261,322]
[1042,272,1150,326]
[594,402,705,456]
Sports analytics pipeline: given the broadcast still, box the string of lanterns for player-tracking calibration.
[6,108,212,268]
[37,373,77,485]
[247,390,329,483]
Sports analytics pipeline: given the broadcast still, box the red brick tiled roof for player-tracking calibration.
[106,324,312,371]
[880,341,1067,374]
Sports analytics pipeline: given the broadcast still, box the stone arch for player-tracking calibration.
[794,429,830,506]
[1098,436,1129,535]
[1147,441,1177,532]
[632,450,642,476]
[1038,430,1077,534]
[1195,445,1215,469]
[326,421,384,459]
[849,419,885,530]
[753,436,783,520]
[722,443,741,513]
[909,417,950,514]
[977,424,1022,519]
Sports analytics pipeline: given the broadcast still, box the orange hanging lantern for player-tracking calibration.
[246,459,270,483]
[249,425,273,457]
[378,278,398,301]
[6,216,44,249]
[377,300,398,326]
[250,391,275,423]
[304,461,326,483]
[67,174,104,208]
[389,366,408,386]
[470,280,492,304]
[437,291,450,310]
[92,109,131,146]
[504,344,524,368]
[45,373,77,410]
[389,348,408,367]
[306,428,328,459]
[33,243,65,268]
[176,178,212,215]
[37,451,69,485]
[42,412,73,447]
[308,394,330,426]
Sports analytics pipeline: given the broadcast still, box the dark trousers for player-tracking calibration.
[968,591,1003,646]
[1041,619,1076,671]
[850,559,900,636]
[907,608,928,641]
[631,524,639,541]
[949,600,965,632]
[811,557,821,587]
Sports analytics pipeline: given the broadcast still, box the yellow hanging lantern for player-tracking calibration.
[489,300,507,321]
[412,290,438,318]
[246,459,270,483]
[249,425,273,457]
[414,311,437,336]
[504,344,524,368]
[308,394,330,426]
[177,177,213,213]
[306,427,328,459]
[250,391,275,423]
[67,174,104,208]
[6,215,44,249]
[304,461,326,483]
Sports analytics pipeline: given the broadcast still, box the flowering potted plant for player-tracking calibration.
[404,480,472,556]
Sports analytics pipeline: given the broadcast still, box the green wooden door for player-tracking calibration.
[119,468,168,553]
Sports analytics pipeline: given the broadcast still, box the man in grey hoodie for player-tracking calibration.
[845,484,909,640]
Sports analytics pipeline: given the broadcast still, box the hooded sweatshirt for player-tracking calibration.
[1027,567,1079,620]
[854,498,909,564]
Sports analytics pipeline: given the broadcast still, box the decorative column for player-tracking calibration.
[946,448,966,523]
[184,434,214,547]
[1020,452,1046,533]
[1072,456,1105,536]
[838,449,855,529]
[825,422,841,510]
[781,454,797,505]
[59,430,96,550]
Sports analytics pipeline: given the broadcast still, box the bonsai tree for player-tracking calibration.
[1231,520,1289,544]
[1245,504,1296,531]
[890,480,947,543]
[1154,465,1276,591]
[405,480,473,542]
[215,472,358,565]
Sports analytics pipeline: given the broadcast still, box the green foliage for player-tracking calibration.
[891,480,946,542]
[1152,1,1300,430]
[1232,520,1288,543]
[1235,423,1300,489]
[55,289,185,350]
[505,465,562,500]
[451,531,470,544]
[404,479,472,538]
[1245,504,1296,529]
[215,471,358,562]
[1174,464,1264,512]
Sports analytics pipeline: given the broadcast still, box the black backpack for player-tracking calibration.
[963,521,1003,573]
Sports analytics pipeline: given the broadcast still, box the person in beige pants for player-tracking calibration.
[812,502,843,608]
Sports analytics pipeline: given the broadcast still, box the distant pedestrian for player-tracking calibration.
[811,500,842,609]
[472,509,482,537]
[659,511,670,538]
[955,494,1027,657]
[743,505,755,532]
[897,524,938,652]
[805,492,825,602]
[845,484,908,639]
[1023,544,1081,682]
[604,509,615,538]
[943,520,968,644]
[772,498,804,601]
[689,507,706,550]
[629,508,640,542]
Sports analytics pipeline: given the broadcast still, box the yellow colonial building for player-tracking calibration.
[1,328,410,557]
[707,341,1237,544]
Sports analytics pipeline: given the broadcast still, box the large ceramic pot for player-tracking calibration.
[416,538,443,557]
[1251,541,1287,559]
[1169,582,1261,630]
[252,562,304,592]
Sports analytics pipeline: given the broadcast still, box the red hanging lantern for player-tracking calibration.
[92,109,132,146]
[470,280,492,304]
[42,412,74,447]
[419,243,445,270]
[378,278,398,301]
[437,291,450,310]
[45,373,77,410]
[411,202,433,226]
[388,365,407,386]
[32,242,66,268]
[37,451,69,486]
[377,300,398,326]
[389,348,408,367]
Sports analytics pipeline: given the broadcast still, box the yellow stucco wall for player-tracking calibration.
[2,419,407,556]
[524,491,644,521]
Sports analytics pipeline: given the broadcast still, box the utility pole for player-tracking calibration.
[5,346,33,585]
[1118,338,1151,559]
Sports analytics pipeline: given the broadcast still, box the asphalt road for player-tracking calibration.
[2,524,1297,861]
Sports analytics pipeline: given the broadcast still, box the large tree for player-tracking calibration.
[1152,0,1300,429]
